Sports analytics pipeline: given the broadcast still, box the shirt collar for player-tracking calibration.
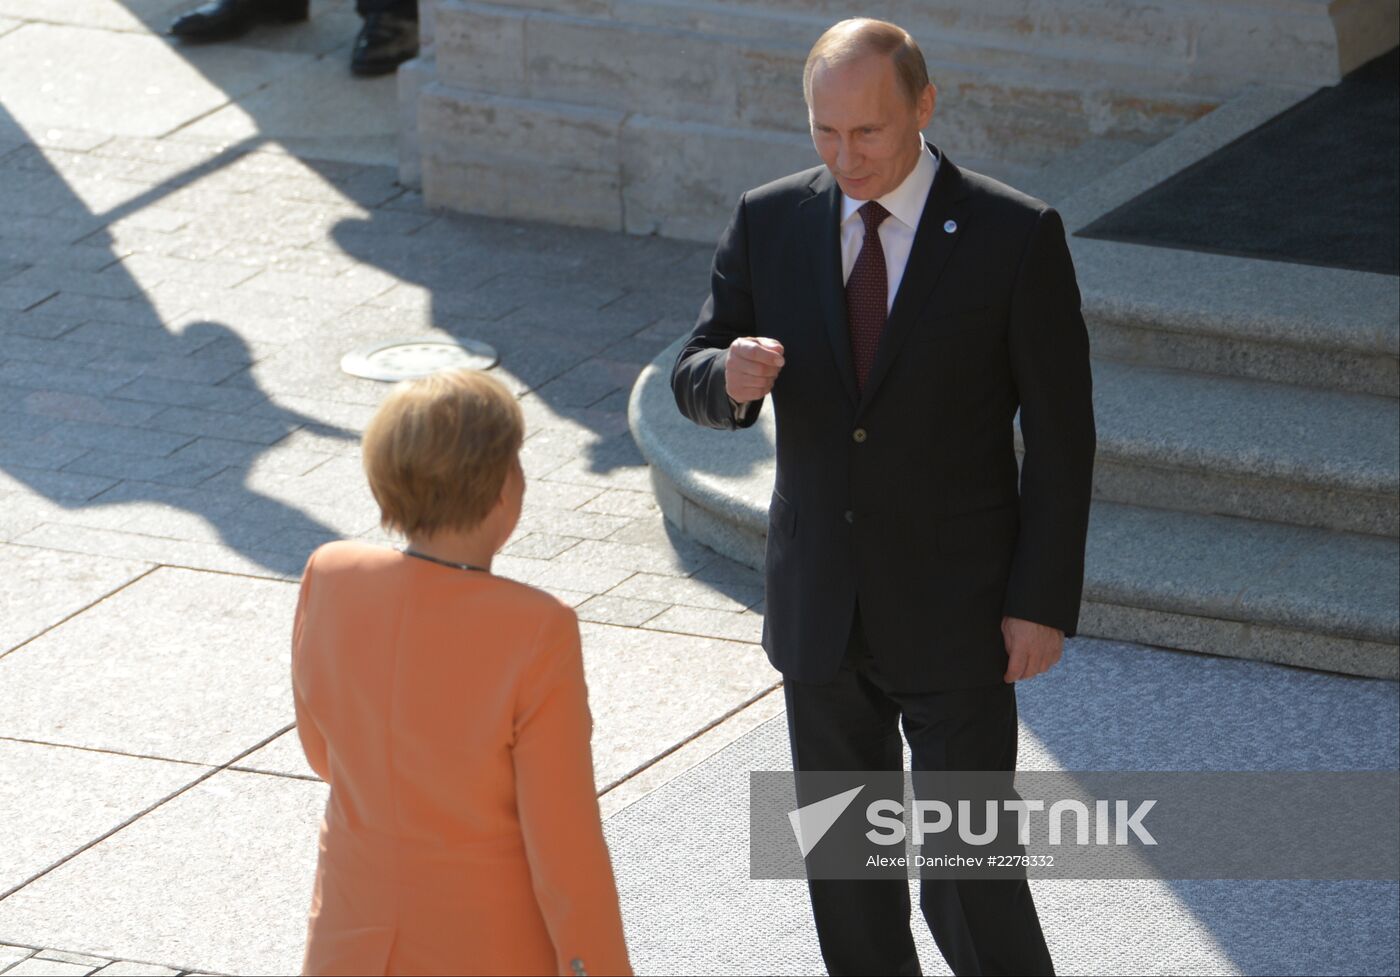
[841,138,939,230]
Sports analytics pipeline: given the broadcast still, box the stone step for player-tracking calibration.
[1070,237,1400,398]
[1079,500,1397,678]
[458,0,1387,94]
[1071,359,1398,537]
[432,0,1219,168]
[629,338,1400,679]
[658,0,1389,91]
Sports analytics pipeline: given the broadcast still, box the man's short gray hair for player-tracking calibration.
[803,18,931,106]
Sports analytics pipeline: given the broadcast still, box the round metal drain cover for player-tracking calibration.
[340,337,499,382]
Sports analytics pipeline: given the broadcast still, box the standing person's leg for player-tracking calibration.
[351,0,418,75]
[898,682,1054,977]
[355,0,416,19]
[785,607,921,977]
[170,0,308,41]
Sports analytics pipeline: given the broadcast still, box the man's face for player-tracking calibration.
[808,53,935,201]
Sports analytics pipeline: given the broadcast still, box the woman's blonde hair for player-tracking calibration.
[362,368,524,538]
[803,18,930,107]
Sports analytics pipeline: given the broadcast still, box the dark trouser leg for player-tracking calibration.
[784,610,920,977]
[355,0,415,18]
[897,683,1055,977]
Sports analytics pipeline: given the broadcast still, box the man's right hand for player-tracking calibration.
[725,337,785,406]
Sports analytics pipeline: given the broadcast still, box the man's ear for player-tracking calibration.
[918,83,936,130]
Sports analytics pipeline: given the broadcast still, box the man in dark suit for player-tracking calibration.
[672,17,1095,977]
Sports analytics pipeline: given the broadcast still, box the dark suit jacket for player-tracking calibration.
[672,145,1096,691]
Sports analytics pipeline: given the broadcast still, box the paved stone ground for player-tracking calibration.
[0,4,786,973]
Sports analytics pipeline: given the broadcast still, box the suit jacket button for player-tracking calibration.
[844,510,854,524]
[852,428,867,443]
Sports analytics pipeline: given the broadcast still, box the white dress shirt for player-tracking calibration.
[839,138,939,312]
[728,140,938,420]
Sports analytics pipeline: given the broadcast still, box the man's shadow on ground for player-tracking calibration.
[1,105,357,576]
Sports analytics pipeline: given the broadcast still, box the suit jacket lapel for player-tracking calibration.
[800,169,859,410]
[858,147,972,416]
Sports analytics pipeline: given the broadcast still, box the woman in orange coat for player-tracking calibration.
[292,368,632,976]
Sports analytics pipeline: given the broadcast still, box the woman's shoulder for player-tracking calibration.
[305,539,402,575]
[481,575,578,626]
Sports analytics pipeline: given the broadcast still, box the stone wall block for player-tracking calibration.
[397,54,436,188]
[621,116,814,240]
[434,0,610,17]
[423,154,624,229]
[419,84,624,229]
[433,1,528,93]
[733,43,810,133]
[605,0,820,48]
[420,83,622,168]
[523,14,742,126]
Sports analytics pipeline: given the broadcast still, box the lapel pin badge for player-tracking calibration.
[943,219,958,234]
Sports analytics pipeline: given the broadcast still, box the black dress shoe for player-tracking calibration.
[169,0,309,42]
[350,13,419,76]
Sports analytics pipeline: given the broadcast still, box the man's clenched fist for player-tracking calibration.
[725,337,785,406]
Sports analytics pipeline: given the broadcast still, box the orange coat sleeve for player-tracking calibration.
[512,606,633,977]
[291,550,330,782]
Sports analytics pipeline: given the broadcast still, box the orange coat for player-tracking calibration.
[292,541,632,976]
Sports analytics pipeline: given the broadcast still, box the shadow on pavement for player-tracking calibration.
[0,103,356,576]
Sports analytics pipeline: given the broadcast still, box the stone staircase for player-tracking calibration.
[628,86,1400,679]
[1066,236,1398,678]
[404,0,1396,241]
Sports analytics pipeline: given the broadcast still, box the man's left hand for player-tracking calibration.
[1001,616,1064,683]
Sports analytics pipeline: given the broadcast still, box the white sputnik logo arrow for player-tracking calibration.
[788,786,864,857]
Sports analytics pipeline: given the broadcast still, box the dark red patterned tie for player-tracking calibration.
[846,201,890,393]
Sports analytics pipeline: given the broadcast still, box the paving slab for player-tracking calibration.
[0,0,190,34]
[2,957,95,976]
[0,739,208,897]
[30,950,107,969]
[0,944,32,970]
[89,960,179,976]
[0,495,78,545]
[0,769,325,976]
[0,24,313,139]
[0,567,300,764]
[641,604,765,644]
[599,687,785,819]
[0,544,150,656]
[230,729,315,781]
[576,622,777,790]
[202,0,363,57]
[10,522,304,579]
[177,47,400,166]
[576,594,669,627]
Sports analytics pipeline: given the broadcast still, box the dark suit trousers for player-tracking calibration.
[784,608,1055,977]
[355,0,416,18]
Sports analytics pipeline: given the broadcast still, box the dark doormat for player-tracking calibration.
[1077,46,1398,276]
